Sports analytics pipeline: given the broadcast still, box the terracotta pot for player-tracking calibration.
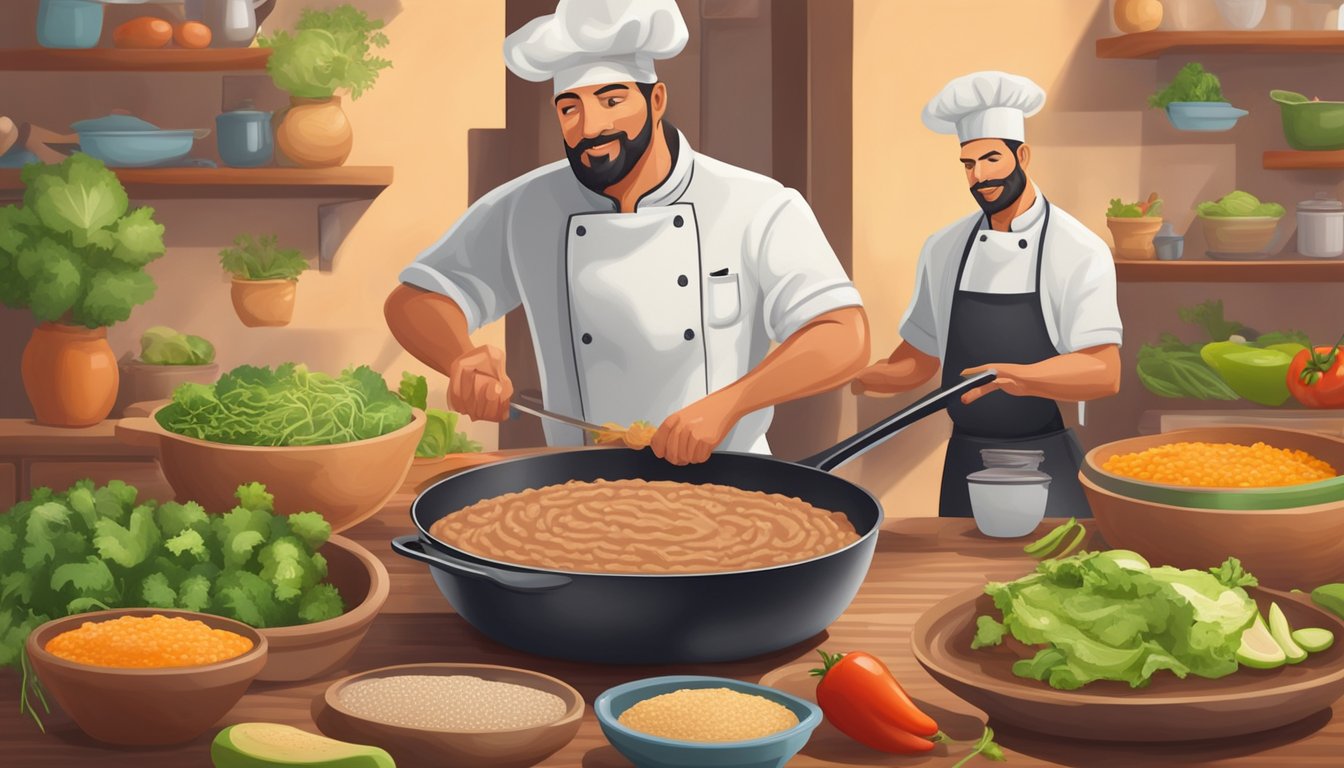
[256,535,389,681]
[114,359,219,417]
[115,406,425,533]
[1107,216,1163,260]
[1114,0,1164,32]
[21,322,119,427]
[274,95,352,168]
[230,277,296,327]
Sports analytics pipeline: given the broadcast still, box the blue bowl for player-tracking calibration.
[36,0,104,49]
[78,130,196,168]
[596,676,822,768]
[1165,101,1249,132]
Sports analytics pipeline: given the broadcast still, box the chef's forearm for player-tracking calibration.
[1014,345,1122,402]
[384,283,477,375]
[721,307,870,416]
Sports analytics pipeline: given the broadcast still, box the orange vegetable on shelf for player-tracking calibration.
[113,17,173,49]
[174,21,212,49]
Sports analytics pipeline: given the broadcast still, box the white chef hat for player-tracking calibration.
[503,0,689,95]
[922,71,1047,144]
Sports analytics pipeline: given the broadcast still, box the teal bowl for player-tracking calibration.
[596,676,822,768]
[1082,426,1344,511]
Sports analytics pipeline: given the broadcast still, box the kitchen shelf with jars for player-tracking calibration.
[2,1,394,270]
[1098,0,1344,281]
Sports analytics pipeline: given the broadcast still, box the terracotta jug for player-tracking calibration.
[274,96,353,168]
[21,322,119,427]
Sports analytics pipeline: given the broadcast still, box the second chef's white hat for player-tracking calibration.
[922,71,1047,144]
[503,0,689,95]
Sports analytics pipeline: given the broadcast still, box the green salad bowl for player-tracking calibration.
[1082,426,1344,511]
[1271,90,1344,151]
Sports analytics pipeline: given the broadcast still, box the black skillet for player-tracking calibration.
[392,371,994,664]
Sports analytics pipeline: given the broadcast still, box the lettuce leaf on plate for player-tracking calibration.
[973,551,1258,690]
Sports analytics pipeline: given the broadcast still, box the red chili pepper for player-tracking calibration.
[811,649,940,753]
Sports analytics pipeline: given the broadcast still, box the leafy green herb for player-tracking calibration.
[949,726,1007,768]
[1149,62,1225,109]
[1107,194,1162,218]
[259,5,392,100]
[1180,300,1245,343]
[1137,335,1239,400]
[139,325,215,366]
[1196,191,1285,219]
[0,154,164,328]
[974,552,1259,690]
[395,373,482,458]
[1,480,345,727]
[219,234,307,281]
[156,363,414,446]
[1211,557,1259,589]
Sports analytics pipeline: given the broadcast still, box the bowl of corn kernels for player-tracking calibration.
[25,608,268,745]
[1081,426,1344,588]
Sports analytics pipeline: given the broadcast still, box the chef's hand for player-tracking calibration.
[448,344,513,422]
[959,364,1031,405]
[651,391,741,466]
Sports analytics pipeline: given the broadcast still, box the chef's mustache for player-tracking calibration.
[569,132,630,156]
[972,179,1009,193]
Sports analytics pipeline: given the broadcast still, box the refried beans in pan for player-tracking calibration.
[429,479,860,574]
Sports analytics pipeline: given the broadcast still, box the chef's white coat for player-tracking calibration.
[899,191,1123,362]
[399,130,862,452]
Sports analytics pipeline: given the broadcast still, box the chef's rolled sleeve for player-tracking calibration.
[1055,244,1123,353]
[397,191,522,334]
[753,190,863,343]
[898,238,941,358]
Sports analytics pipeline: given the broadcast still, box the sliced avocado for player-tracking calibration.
[1293,627,1335,653]
[1268,603,1309,664]
[1270,89,1309,105]
[1236,613,1287,670]
[1312,584,1344,619]
[211,723,395,768]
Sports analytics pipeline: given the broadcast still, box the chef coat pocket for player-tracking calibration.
[706,273,742,328]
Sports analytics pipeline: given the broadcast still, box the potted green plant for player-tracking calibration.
[1106,193,1164,260]
[1149,62,1248,132]
[258,4,391,168]
[220,234,307,327]
[0,153,165,426]
[114,326,219,416]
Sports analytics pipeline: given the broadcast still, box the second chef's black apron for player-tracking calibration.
[938,199,1091,518]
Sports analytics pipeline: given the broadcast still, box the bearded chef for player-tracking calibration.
[852,72,1122,518]
[385,0,868,466]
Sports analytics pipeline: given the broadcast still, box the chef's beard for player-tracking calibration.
[970,160,1029,216]
[565,105,655,195]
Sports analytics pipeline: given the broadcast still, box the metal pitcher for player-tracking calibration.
[196,0,269,48]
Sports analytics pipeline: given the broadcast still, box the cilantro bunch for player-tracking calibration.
[156,363,414,446]
[0,479,345,673]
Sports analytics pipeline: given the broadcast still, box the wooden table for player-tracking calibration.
[5,501,1343,767]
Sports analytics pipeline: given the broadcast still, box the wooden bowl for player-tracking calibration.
[256,534,389,682]
[26,608,268,746]
[1082,427,1344,511]
[912,586,1344,742]
[1082,473,1344,588]
[115,405,425,532]
[312,663,584,768]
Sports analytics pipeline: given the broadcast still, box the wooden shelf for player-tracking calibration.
[1264,150,1344,169]
[0,48,270,72]
[1096,31,1344,59]
[0,166,393,200]
[0,167,392,270]
[1115,258,1344,282]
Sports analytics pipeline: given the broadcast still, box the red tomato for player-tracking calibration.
[1288,341,1344,409]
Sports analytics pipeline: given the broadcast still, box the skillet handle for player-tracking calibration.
[391,535,572,594]
[798,371,997,473]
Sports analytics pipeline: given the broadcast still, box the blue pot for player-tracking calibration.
[216,110,274,168]
[37,0,104,49]
[1165,101,1249,132]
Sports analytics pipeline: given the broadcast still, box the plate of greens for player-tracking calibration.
[911,551,1344,742]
